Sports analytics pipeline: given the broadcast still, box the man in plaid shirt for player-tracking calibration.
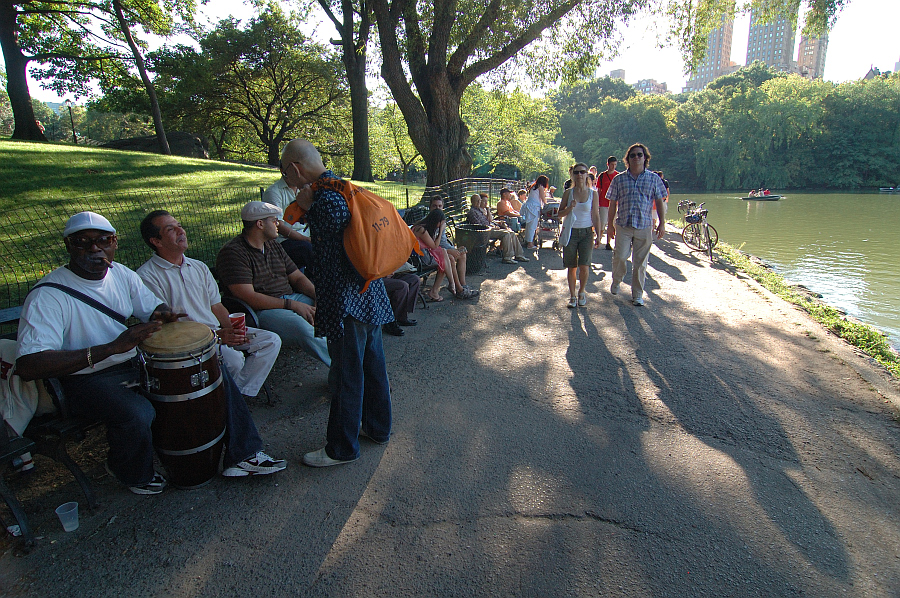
[605,143,668,306]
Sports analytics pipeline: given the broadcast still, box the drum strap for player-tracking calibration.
[28,283,129,326]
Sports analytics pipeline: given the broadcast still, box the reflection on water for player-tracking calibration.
[671,192,900,350]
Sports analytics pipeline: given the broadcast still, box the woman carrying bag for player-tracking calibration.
[558,163,602,308]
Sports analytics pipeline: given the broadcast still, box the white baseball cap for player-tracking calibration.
[63,211,116,237]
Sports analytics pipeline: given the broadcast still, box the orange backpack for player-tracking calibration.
[285,179,421,293]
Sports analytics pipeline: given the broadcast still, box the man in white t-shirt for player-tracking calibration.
[263,173,314,270]
[16,212,285,495]
[137,210,281,400]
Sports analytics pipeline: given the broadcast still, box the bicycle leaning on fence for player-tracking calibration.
[678,200,718,260]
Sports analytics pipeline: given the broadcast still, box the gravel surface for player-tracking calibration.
[2,234,899,597]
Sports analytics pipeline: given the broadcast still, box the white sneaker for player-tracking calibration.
[610,282,620,295]
[567,297,577,308]
[578,293,587,307]
[223,451,287,476]
[302,448,358,467]
[633,297,644,306]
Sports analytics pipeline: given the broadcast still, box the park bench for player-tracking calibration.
[2,307,103,550]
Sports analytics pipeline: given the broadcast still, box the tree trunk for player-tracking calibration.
[0,1,46,142]
[113,0,170,155]
[345,48,373,182]
[419,82,473,186]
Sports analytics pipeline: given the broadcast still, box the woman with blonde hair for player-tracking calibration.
[558,163,602,308]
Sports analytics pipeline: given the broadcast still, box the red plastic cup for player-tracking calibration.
[228,313,247,335]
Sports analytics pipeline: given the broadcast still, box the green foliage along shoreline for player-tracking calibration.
[555,65,900,191]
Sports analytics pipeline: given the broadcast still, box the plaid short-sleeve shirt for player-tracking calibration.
[605,168,667,230]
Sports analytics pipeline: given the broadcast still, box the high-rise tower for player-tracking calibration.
[797,34,828,79]
[683,16,740,92]
[745,10,797,73]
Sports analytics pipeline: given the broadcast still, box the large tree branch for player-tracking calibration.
[446,0,505,73]
[427,0,457,67]
[459,0,580,87]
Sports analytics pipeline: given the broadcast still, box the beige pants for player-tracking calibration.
[489,229,524,259]
[612,224,654,300]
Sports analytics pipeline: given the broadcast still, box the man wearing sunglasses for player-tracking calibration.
[605,143,668,307]
[15,212,186,494]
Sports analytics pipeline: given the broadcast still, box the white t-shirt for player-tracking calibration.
[262,178,309,239]
[137,254,220,329]
[16,265,163,374]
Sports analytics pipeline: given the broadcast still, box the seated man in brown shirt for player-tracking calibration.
[216,201,330,366]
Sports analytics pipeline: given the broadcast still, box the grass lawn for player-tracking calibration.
[0,139,426,210]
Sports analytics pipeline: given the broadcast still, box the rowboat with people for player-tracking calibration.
[742,188,782,201]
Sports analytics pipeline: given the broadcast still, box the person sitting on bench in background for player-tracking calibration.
[263,170,314,270]
[15,211,285,495]
[137,210,282,401]
[466,194,529,265]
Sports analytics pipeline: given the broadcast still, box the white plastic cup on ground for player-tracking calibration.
[55,502,79,532]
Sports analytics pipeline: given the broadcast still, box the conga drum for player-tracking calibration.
[138,321,226,488]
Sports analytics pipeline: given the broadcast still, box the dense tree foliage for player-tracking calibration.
[0,0,194,141]
[555,66,900,190]
[101,6,350,166]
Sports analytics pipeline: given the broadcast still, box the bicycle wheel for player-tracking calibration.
[681,223,703,250]
[705,224,718,249]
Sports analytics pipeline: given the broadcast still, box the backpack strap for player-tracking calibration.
[27,282,129,326]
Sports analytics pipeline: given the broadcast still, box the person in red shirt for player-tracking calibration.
[596,156,619,250]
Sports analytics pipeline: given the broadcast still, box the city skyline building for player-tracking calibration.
[745,9,798,74]
[610,69,626,80]
[682,16,740,92]
[633,79,668,94]
[797,34,829,79]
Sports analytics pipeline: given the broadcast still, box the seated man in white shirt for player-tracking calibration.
[137,210,282,400]
[263,173,314,270]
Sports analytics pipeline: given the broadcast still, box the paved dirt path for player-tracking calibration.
[3,234,900,597]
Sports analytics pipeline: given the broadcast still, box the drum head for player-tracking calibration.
[140,321,215,355]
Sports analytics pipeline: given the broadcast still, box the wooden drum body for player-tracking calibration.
[138,322,226,489]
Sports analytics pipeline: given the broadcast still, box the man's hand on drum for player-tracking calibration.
[109,321,164,354]
[215,326,247,347]
[290,301,316,325]
[150,304,188,324]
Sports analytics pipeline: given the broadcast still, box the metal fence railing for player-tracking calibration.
[0,178,525,333]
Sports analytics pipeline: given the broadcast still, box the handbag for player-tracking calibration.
[559,212,575,247]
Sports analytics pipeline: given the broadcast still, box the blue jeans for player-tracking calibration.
[61,358,263,485]
[325,316,392,460]
[256,293,331,366]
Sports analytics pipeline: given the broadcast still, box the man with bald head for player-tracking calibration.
[284,139,394,467]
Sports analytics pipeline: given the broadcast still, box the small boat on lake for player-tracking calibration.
[742,195,782,201]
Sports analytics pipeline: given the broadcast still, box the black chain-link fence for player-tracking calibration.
[1,178,524,334]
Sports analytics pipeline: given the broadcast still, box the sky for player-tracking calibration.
[25,0,900,104]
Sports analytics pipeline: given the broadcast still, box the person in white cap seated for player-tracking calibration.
[137,210,282,401]
[15,211,286,495]
[215,201,330,366]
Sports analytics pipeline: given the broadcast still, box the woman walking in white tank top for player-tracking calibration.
[558,162,602,308]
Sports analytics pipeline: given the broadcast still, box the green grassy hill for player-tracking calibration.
[0,140,424,211]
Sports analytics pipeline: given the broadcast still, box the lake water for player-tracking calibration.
[669,191,900,351]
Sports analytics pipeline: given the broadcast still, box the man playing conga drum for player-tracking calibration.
[15,212,285,495]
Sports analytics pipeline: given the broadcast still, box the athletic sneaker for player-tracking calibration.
[515,255,530,262]
[130,473,168,495]
[633,297,644,307]
[610,282,620,295]
[567,296,577,308]
[578,293,587,307]
[105,460,167,495]
[222,451,287,477]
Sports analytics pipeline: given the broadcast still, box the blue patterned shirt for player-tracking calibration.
[605,168,667,230]
[305,171,394,339]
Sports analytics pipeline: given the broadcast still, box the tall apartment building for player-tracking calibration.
[797,34,828,79]
[610,69,626,80]
[682,16,740,92]
[745,10,797,74]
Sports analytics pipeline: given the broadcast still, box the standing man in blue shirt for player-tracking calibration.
[605,143,668,307]
[284,139,394,467]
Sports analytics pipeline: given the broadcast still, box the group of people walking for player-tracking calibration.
[519,142,669,308]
